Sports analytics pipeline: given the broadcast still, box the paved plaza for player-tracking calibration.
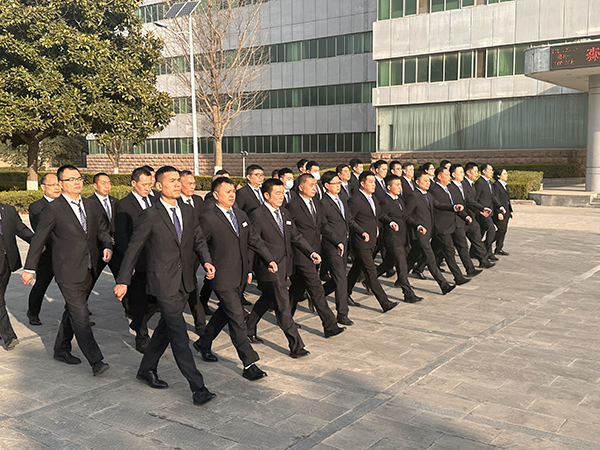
[1,203,600,449]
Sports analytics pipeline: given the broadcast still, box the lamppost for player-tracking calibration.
[240,150,248,176]
[157,2,201,175]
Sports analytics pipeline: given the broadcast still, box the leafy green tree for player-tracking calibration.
[0,135,84,167]
[0,0,172,189]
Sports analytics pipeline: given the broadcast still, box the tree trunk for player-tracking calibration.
[113,167,119,174]
[27,140,39,191]
[214,137,223,174]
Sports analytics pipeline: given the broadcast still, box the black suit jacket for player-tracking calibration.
[116,201,212,299]
[282,189,297,208]
[338,183,351,203]
[374,177,387,203]
[349,173,360,197]
[493,181,512,215]
[114,192,149,271]
[84,193,117,235]
[286,196,323,269]
[0,203,33,273]
[462,179,487,218]
[378,194,408,248]
[428,183,460,235]
[475,177,501,210]
[401,177,415,200]
[320,194,364,250]
[447,182,472,230]
[178,194,205,221]
[28,197,50,232]
[249,205,314,282]
[236,184,263,216]
[347,192,391,251]
[201,206,273,291]
[405,190,438,239]
[24,195,112,284]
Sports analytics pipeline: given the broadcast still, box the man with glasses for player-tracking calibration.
[236,164,265,215]
[26,173,61,326]
[22,165,113,376]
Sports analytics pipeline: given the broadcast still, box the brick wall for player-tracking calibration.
[86,148,587,176]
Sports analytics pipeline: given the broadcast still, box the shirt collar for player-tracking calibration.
[326,192,339,201]
[63,193,82,204]
[160,197,179,212]
[360,189,372,200]
[264,202,279,214]
[43,195,55,203]
[94,192,108,201]
[180,194,191,203]
[387,192,398,200]
[499,180,507,188]
[416,188,428,195]
[452,180,463,188]
[481,175,490,182]
[132,190,148,202]
[216,204,232,215]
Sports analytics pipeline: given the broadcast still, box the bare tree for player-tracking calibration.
[160,0,268,173]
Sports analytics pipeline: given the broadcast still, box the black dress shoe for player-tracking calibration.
[480,261,495,269]
[54,351,82,365]
[489,254,499,261]
[92,361,109,376]
[384,269,396,278]
[404,295,423,304]
[137,370,169,389]
[290,348,310,359]
[466,268,483,277]
[193,387,216,405]
[495,250,510,256]
[248,334,264,344]
[382,301,399,313]
[347,296,361,307]
[412,270,426,280]
[193,341,218,362]
[242,364,267,381]
[441,283,456,295]
[455,277,471,286]
[27,311,42,326]
[324,326,345,338]
[337,315,354,326]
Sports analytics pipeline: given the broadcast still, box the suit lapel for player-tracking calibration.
[263,206,285,241]
[327,195,344,219]
[215,206,239,238]
[156,202,180,246]
[359,192,375,218]
[59,196,87,238]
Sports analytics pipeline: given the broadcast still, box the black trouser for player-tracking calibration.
[289,264,338,333]
[452,226,476,273]
[322,239,350,319]
[347,247,392,310]
[129,271,159,341]
[246,279,304,354]
[407,237,427,274]
[465,219,488,263]
[0,258,16,344]
[27,251,54,318]
[139,287,205,393]
[198,276,212,310]
[432,232,464,281]
[407,234,449,289]
[376,242,415,299]
[493,215,510,252]
[187,288,206,338]
[478,214,496,256]
[200,284,259,367]
[55,271,103,366]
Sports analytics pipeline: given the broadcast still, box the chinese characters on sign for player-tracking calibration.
[551,42,600,70]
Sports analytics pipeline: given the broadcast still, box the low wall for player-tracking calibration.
[86,148,586,177]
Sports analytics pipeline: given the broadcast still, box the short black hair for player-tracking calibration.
[261,177,284,196]
[336,164,349,174]
[434,167,447,178]
[384,174,401,188]
[297,173,315,187]
[132,166,152,182]
[321,170,338,186]
[465,162,478,172]
[211,176,234,192]
[271,169,279,179]
[246,164,263,176]
[142,165,155,173]
[389,160,402,171]
[421,162,434,172]
[215,169,230,176]
[450,163,463,175]
[414,170,429,181]
[359,170,375,184]
[155,165,179,183]
[40,173,57,185]
[402,162,414,170]
[493,167,507,179]
[278,167,293,178]
[93,172,110,184]
[440,159,451,168]
[305,160,319,172]
[372,159,388,171]
[57,165,80,181]
[349,158,363,169]
[296,159,308,171]
[179,170,193,178]
[480,163,493,173]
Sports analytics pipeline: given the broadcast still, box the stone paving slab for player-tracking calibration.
[2,204,600,449]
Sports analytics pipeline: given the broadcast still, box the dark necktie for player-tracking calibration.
[103,198,111,221]
[309,199,317,223]
[187,198,193,208]
[367,195,376,215]
[335,196,345,219]
[487,179,492,193]
[396,197,403,211]
[443,186,454,205]
[457,183,465,200]
[227,209,239,236]
[424,193,430,207]
[142,196,151,209]
[275,209,284,235]
[343,184,349,196]
[73,201,87,234]
[255,188,264,204]
[170,207,182,243]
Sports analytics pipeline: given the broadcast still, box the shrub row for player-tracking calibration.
[505,170,543,200]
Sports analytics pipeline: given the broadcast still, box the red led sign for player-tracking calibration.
[551,42,600,70]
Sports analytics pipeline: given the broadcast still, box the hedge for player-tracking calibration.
[504,170,543,200]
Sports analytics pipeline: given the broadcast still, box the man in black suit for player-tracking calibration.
[236,164,265,216]
[446,164,485,277]
[113,166,157,353]
[475,163,505,261]
[405,170,456,296]
[321,171,367,325]
[196,177,274,380]
[278,168,296,207]
[22,165,112,375]
[305,161,324,201]
[349,158,363,197]
[287,174,345,338]
[178,170,210,337]
[346,171,399,313]
[372,160,388,203]
[375,175,422,303]
[0,203,34,350]
[26,173,61,326]
[85,173,120,292]
[245,178,314,358]
[114,166,216,405]
[401,163,416,199]
[492,167,513,256]
[462,163,495,268]
[336,164,352,202]
[428,168,471,286]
